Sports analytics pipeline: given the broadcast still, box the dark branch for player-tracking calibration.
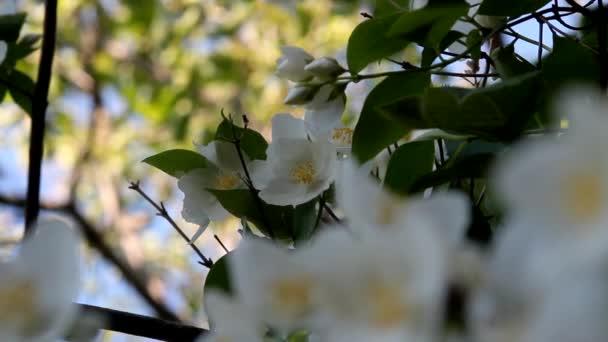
[76,304,206,342]
[24,0,58,232]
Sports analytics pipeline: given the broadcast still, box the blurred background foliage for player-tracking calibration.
[0,0,369,340]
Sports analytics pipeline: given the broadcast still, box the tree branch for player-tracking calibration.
[76,304,206,342]
[24,0,58,232]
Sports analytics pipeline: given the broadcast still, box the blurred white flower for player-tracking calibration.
[0,217,80,342]
[199,290,263,342]
[276,46,315,82]
[304,57,344,80]
[493,92,608,259]
[336,160,470,242]
[469,214,608,342]
[308,227,446,341]
[304,84,346,135]
[258,114,337,206]
[229,238,321,332]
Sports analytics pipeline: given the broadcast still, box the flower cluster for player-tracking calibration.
[194,88,608,342]
[201,161,470,342]
[276,46,347,135]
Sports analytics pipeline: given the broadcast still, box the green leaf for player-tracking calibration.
[388,1,468,47]
[287,330,310,342]
[542,35,599,85]
[491,43,535,79]
[352,72,430,162]
[421,30,464,67]
[209,189,294,240]
[293,199,318,245]
[204,252,232,295]
[478,0,549,17]
[384,141,435,195]
[5,70,35,115]
[347,13,409,74]
[466,29,483,60]
[215,119,268,160]
[374,0,410,17]
[143,149,209,177]
[410,153,495,192]
[382,72,541,141]
[0,13,26,43]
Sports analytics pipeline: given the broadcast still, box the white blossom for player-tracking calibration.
[336,160,470,241]
[199,290,263,342]
[307,227,446,341]
[276,46,315,82]
[304,84,346,135]
[0,217,80,342]
[258,114,337,206]
[229,238,322,332]
[179,140,268,234]
[493,91,608,261]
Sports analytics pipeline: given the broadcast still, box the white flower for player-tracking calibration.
[336,160,470,242]
[0,217,80,342]
[199,290,263,342]
[304,84,345,135]
[493,91,608,260]
[258,114,337,206]
[307,227,446,341]
[229,238,321,332]
[179,140,268,234]
[469,217,608,342]
[304,57,344,80]
[276,46,315,82]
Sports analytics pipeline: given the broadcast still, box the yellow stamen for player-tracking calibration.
[270,277,312,318]
[365,282,410,329]
[215,172,240,190]
[332,127,354,146]
[0,279,37,323]
[291,161,316,185]
[564,171,602,222]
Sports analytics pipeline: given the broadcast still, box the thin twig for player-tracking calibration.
[128,181,213,268]
[214,234,229,254]
[24,0,58,232]
[321,201,341,223]
[225,114,276,239]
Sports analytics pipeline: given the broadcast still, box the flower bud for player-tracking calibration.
[276,46,314,82]
[304,57,344,80]
[283,84,316,105]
